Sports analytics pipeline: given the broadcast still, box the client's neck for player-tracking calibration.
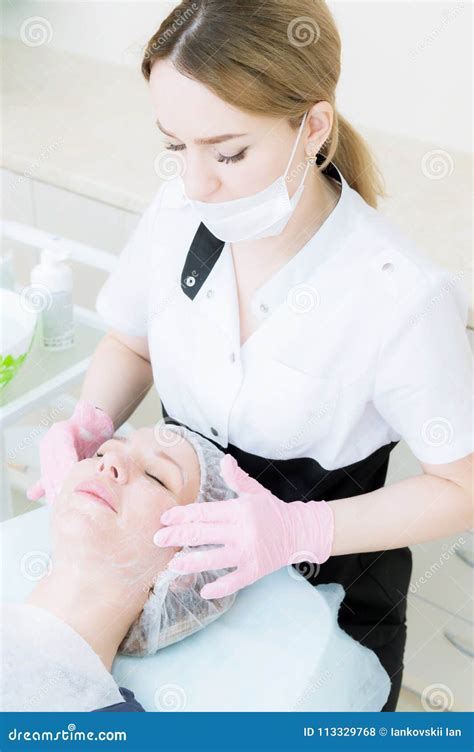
[26,563,149,673]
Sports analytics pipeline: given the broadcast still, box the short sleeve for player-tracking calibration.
[95,184,167,337]
[373,266,473,464]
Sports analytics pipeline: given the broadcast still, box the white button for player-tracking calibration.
[185,276,196,287]
[259,302,269,314]
[382,262,394,273]
[230,352,236,363]
[210,427,218,436]
[206,289,214,298]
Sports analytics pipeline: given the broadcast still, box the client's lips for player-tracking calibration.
[73,480,117,513]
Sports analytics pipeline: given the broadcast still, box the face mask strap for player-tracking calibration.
[283,110,309,181]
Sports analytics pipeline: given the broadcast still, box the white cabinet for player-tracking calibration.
[405,530,473,710]
[403,594,473,711]
[409,532,473,621]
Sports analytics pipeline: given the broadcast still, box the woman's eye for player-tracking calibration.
[145,471,166,489]
[96,452,103,458]
[164,143,186,152]
[164,143,247,165]
[216,149,247,164]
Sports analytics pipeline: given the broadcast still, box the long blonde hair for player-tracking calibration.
[141,0,385,207]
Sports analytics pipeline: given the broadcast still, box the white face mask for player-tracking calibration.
[183,111,310,243]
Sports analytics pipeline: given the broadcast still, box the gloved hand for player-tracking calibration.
[26,400,114,504]
[153,454,335,599]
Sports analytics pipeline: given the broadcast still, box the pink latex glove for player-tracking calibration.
[153,454,335,599]
[26,400,114,504]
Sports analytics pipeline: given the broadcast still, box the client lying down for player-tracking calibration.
[1,423,238,712]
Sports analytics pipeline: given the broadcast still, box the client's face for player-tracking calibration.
[51,427,200,589]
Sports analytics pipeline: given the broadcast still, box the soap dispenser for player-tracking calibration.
[30,248,74,351]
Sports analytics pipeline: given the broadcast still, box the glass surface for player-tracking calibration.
[0,319,103,407]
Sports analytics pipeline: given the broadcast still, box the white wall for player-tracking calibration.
[1,1,172,68]
[332,1,472,152]
[1,0,472,152]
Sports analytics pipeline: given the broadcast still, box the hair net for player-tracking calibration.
[118,422,238,656]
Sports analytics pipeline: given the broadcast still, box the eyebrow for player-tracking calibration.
[156,119,248,145]
[111,436,184,490]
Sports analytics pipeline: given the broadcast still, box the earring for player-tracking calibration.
[307,154,318,165]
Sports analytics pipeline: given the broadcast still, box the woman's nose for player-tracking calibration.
[184,178,220,202]
[182,160,220,201]
[97,451,128,484]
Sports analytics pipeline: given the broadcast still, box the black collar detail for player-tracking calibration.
[181,222,225,301]
[316,151,342,183]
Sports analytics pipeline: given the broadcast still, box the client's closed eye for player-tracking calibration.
[145,471,168,489]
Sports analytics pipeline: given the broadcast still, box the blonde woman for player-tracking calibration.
[29,0,472,712]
